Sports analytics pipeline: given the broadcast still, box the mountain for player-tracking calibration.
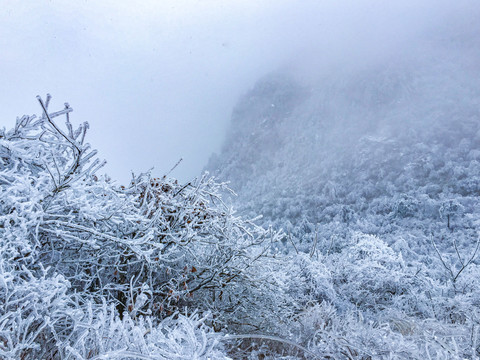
[207,29,480,254]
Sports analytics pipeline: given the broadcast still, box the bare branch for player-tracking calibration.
[36,95,81,153]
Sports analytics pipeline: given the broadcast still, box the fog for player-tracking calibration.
[1,0,478,183]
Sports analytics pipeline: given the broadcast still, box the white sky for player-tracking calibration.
[1,0,478,183]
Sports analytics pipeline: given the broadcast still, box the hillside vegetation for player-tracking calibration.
[206,25,480,359]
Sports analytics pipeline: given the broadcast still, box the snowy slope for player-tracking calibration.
[207,27,480,252]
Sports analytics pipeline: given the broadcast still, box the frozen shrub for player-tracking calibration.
[0,95,276,359]
[0,263,76,359]
[394,194,420,218]
[331,233,410,310]
[66,306,227,360]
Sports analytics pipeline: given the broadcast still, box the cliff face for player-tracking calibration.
[207,73,306,191]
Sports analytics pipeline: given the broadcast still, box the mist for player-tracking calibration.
[1,0,478,183]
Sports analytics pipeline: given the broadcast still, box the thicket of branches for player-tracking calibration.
[0,95,284,359]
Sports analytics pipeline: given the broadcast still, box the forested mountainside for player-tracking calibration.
[203,26,480,358]
[207,30,480,253]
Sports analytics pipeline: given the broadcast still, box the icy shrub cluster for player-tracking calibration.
[0,95,284,359]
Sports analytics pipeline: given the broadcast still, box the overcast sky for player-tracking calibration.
[1,0,478,183]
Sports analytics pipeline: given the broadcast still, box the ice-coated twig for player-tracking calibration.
[37,95,81,153]
[222,334,321,359]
